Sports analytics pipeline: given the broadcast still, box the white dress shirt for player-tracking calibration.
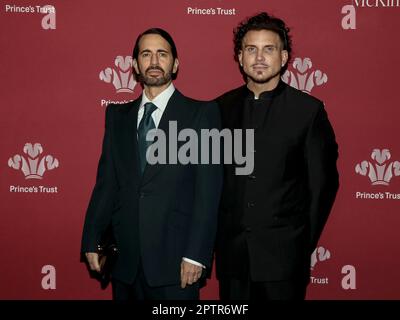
[137,82,175,128]
[137,83,205,269]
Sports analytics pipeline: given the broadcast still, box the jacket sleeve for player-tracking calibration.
[305,104,339,251]
[81,105,119,253]
[184,101,223,268]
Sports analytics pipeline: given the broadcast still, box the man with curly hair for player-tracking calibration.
[215,12,339,300]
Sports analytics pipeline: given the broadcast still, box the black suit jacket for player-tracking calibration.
[81,89,223,287]
[215,81,339,282]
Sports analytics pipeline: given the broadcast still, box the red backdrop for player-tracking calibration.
[1,0,400,299]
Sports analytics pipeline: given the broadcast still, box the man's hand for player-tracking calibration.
[85,252,101,273]
[180,260,202,288]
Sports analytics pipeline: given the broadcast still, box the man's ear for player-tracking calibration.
[281,50,288,67]
[133,58,139,74]
[173,58,179,74]
[238,51,243,67]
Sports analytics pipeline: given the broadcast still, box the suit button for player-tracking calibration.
[139,192,145,198]
[247,202,255,208]
[245,227,252,232]
[248,174,256,180]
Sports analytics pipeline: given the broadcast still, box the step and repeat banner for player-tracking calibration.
[1,0,399,299]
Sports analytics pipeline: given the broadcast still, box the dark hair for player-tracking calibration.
[233,12,292,74]
[132,28,178,60]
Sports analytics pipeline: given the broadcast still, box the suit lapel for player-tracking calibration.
[115,98,141,183]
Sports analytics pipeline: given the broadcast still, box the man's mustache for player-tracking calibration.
[251,63,268,67]
[146,66,165,73]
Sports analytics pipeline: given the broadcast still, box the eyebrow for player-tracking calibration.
[140,49,169,54]
[243,44,279,51]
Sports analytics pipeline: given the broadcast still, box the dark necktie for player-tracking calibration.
[138,102,157,174]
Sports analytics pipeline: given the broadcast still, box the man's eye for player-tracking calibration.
[159,52,167,57]
[265,46,276,53]
[142,52,150,57]
[246,47,256,53]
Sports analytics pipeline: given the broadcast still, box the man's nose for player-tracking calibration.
[150,53,159,65]
[256,51,265,62]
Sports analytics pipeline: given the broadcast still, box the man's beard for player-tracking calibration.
[139,66,173,87]
[246,67,281,85]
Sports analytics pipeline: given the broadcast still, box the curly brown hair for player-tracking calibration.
[233,12,292,74]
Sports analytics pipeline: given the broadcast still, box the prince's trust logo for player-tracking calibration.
[4,4,56,30]
[99,56,136,94]
[8,143,59,194]
[282,57,328,94]
[99,56,136,107]
[355,149,400,185]
[311,246,331,270]
[310,246,357,290]
[8,143,59,179]
[355,148,400,200]
[310,246,331,285]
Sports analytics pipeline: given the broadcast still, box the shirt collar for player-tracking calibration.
[245,80,286,101]
[140,82,175,112]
